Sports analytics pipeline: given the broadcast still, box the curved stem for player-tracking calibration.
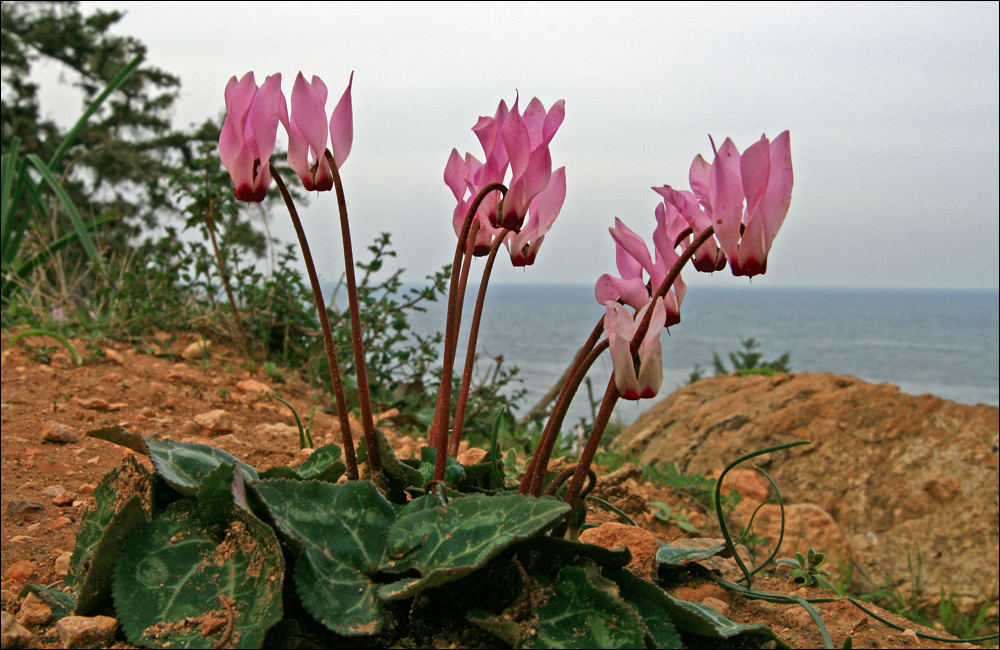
[270,165,359,479]
[563,377,619,509]
[519,319,605,495]
[449,228,509,457]
[428,183,505,480]
[325,151,381,473]
[432,218,480,481]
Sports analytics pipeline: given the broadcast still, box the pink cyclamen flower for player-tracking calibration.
[284,72,354,192]
[445,96,565,261]
[595,216,686,327]
[695,132,792,276]
[506,166,566,266]
[219,72,286,202]
[652,185,727,273]
[500,96,564,231]
[605,297,667,400]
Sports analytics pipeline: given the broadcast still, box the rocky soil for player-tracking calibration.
[1,332,991,648]
[617,371,1000,621]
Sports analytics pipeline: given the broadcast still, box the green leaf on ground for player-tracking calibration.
[527,563,647,649]
[67,455,154,615]
[253,480,395,635]
[113,498,284,648]
[379,494,569,600]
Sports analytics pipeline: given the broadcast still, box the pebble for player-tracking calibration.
[52,492,77,507]
[181,339,211,360]
[53,552,72,577]
[49,517,73,532]
[3,501,45,524]
[55,615,118,649]
[1,610,34,648]
[194,409,234,433]
[42,485,65,498]
[236,379,272,394]
[701,596,731,617]
[73,397,112,411]
[16,592,52,626]
[102,348,125,365]
[2,561,35,582]
[40,422,78,444]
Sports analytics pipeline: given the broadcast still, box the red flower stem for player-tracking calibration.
[270,164,359,480]
[562,378,620,509]
[519,318,605,494]
[448,228,509,457]
[432,218,481,481]
[430,183,507,477]
[563,226,718,507]
[325,151,381,473]
[518,321,602,494]
[526,335,609,497]
[429,183,507,455]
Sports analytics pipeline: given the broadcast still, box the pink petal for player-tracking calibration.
[609,218,654,276]
[329,72,354,169]
[740,134,772,223]
[759,130,793,252]
[542,99,565,146]
[605,302,642,400]
[688,153,712,209]
[444,149,468,200]
[708,137,745,267]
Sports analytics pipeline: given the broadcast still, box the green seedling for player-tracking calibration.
[778,547,837,591]
[649,500,698,534]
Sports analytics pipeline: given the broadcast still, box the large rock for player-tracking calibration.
[617,372,999,614]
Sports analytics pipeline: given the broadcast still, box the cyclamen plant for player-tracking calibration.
[57,68,808,649]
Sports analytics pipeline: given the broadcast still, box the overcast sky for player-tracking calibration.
[39,2,999,290]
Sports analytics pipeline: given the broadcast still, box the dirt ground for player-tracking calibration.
[0,330,984,648]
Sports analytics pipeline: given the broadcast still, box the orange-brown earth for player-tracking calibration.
[0,330,984,648]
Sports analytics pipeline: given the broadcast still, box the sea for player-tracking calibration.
[402,285,1000,427]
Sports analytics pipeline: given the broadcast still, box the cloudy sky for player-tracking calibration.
[42,2,999,290]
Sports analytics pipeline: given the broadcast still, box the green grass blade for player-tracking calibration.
[47,54,144,169]
[25,154,103,271]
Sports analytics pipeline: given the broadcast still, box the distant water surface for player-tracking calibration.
[400,285,999,426]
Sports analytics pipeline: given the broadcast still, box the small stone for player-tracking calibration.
[578,522,659,581]
[54,552,72,577]
[52,492,77,507]
[236,379,272,395]
[701,596,731,617]
[16,592,52,626]
[253,422,297,439]
[40,422,78,444]
[194,409,233,434]
[3,561,35,582]
[74,397,108,411]
[137,407,157,419]
[55,615,118,649]
[289,448,314,468]
[102,348,125,365]
[101,372,124,384]
[84,456,100,466]
[7,536,35,543]
[4,501,45,524]
[1,610,33,648]
[181,339,211,360]
[180,420,201,437]
[42,485,66,498]
[49,517,73,532]
[456,447,488,465]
